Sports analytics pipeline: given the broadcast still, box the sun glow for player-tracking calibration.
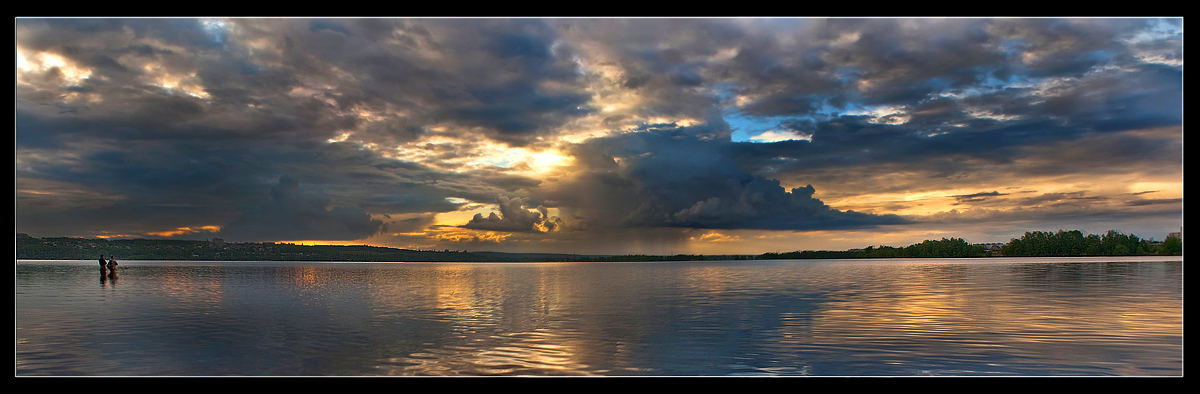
[528,149,573,171]
[690,231,744,243]
[327,131,352,144]
[391,137,575,175]
[824,189,997,217]
[433,205,497,228]
[145,67,210,99]
[1128,181,1183,198]
[276,240,370,246]
[147,226,222,237]
[16,49,93,86]
[749,130,813,143]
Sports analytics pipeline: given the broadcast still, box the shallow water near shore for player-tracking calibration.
[16,256,1182,376]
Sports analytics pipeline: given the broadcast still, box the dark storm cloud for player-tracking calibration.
[549,122,909,231]
[17,17,592,148]
[724,115,998,176]
[275,18,597,146]
[443,21,596,144]
[220,175,385,242]
[15,19,477,231]
[721,18,1178,133]
[562,18,751,121]
[446,80,594,142]
[721,19,999,115]
[726,104,1178,186]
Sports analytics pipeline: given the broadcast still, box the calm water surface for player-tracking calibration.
[16,257,1183,376]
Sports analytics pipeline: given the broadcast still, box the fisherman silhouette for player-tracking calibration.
[99,255,107,270]
[106,257,118,277]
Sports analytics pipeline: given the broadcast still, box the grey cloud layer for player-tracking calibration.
[16,18,1182,245]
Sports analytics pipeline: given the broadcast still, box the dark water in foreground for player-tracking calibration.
[16,257,1182,376]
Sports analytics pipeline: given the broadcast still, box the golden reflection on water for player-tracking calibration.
[382,330,593,376]
[362,264,595,375]
[150,265,229,312]
[429,265,505,323]
[15,259,1182,376]
[673,264,740,295]
[293,266,321,288]
[796,261,1182,374]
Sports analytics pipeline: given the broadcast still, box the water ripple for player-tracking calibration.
[16,259,1183,376]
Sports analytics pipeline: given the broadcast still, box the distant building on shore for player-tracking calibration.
[1167,228,1182,240]
[973,243,1005,256]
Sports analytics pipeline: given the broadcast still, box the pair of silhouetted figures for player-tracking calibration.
[99,255,119,278]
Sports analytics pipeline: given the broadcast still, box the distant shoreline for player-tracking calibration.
[15,255,1184,264]
[16,230,1181,263]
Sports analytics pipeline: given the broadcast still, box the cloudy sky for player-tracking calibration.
[16,17,1183,255]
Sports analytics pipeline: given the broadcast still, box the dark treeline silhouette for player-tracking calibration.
[575,254,752,262]
[755,250,860,260]
[859,237,988,258]
[761,230,1180,260]
[758,238,987,260]
[1000,230,1181,257]
[15,229,1181,263]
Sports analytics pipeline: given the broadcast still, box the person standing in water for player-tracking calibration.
[99,254,109,283]
[106,256,118,275]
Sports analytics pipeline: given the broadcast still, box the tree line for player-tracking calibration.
[999,230,1181,257]
[757,237,988,260]
[758,229,1181,260]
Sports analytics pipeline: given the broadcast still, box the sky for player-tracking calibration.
[15,17,1184,255]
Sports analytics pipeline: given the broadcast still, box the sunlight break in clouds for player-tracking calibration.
[749,130,813,143]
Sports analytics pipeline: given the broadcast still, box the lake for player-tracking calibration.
[15,257,1183,376]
